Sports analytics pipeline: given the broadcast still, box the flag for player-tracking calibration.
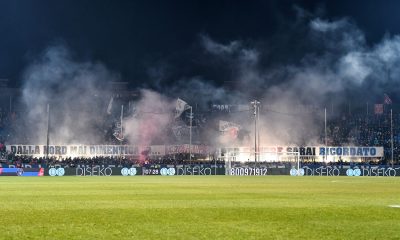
[374,104,383,115]
[113,105,124,142]
[106,96,114,114]
[113,121,124,141]
[219,120,240,141]
[384,93,392,105]
[175,98,190,118]
[219,120,241,132]
[172,125,190,140]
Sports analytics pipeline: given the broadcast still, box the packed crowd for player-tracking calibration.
[1,108,400,165]
[0,153,224,168]
[325,112,400,162]
[2,153,385,168]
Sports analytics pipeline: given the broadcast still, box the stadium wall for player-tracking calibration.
[2,165,400,177]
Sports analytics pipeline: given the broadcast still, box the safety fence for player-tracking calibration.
[1,164,400,177]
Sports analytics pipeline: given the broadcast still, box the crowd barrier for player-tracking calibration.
[43,165,226,176]
[229,165,400,176]
[1,165,400,177]
[0,168,44,176]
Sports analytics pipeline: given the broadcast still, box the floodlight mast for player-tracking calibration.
[297,151,300,176]
[391,109,394,168]
[251,100,260,164]
[324,108,327,163]
[46,104,50,162]
[189,105,193,164]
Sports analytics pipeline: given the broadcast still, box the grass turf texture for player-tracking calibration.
[0,176,400,240]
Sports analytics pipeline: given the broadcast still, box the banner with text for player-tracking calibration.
[44,165,225,176]
[7,144,214,157]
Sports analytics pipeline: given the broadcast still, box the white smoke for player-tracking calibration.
[18,45,118,144]
[123,89,174,146]
[310,18,347,33]
[14,13,400,149]
[184,15,400,146]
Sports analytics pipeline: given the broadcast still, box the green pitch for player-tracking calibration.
[0,176,400,240]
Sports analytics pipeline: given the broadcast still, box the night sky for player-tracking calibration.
[1,0,400,88]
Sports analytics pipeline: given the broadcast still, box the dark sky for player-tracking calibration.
[1,0,400,87]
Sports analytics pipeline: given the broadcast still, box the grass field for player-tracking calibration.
[0,176,400,240]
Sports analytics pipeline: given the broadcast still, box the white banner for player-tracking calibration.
[175,98,190,118]
[224,146,384,158]
[219,120,240,132]
[6,144,212,157]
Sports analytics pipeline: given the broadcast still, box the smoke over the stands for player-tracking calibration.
[16,14,400,147]
[161,15,400,146]
[123,89,174,146]
[18,45,118,145]
[18,46,175,146]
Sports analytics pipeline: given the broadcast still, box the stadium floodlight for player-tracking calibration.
[250,100,260,163]
[189,105,193,164]
[46,104,50,162]
[296,150,301,176]
[324,108,327,163]
[391,109,394,168]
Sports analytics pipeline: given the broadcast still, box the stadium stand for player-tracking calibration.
[0,106,399,165]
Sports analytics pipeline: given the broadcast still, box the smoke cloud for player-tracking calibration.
[18,45,118,145]
[123,89,174,146]
[13,11,400,149]
[155,14,400,146]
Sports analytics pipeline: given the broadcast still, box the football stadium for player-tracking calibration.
[1,91,400,239]
[2,1,400,239]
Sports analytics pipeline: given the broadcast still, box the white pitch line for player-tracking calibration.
[388,205,400,208]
